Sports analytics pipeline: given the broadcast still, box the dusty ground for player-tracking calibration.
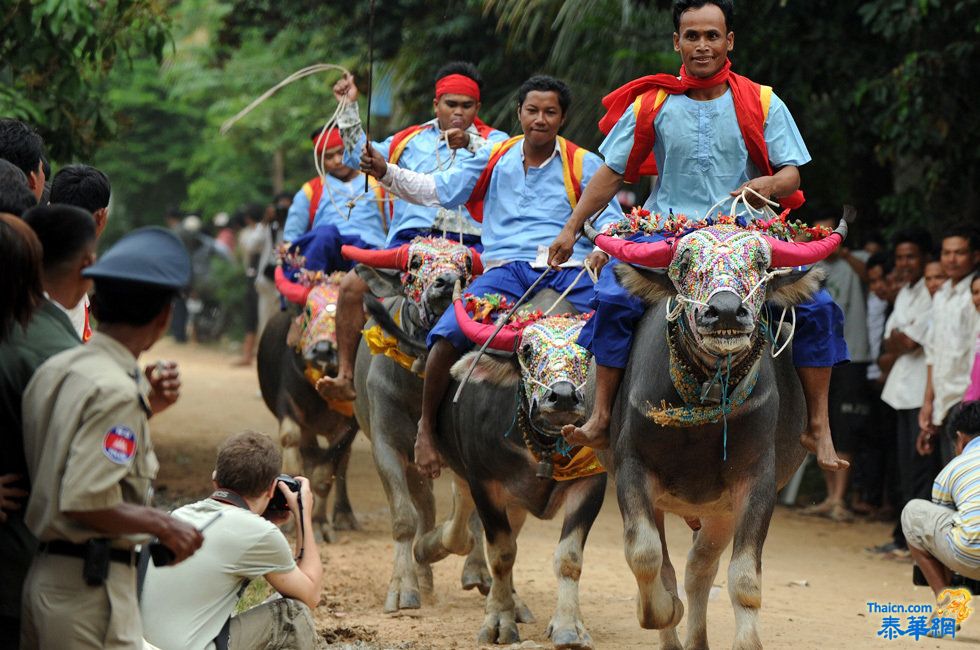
[148,339,977,649]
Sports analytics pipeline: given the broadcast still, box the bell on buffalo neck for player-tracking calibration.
[700,379,722,406]
[536,459,554,479]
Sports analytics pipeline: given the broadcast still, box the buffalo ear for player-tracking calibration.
[354,264,401,298]
[615,264,677,305]
[450,352,520,386]
[766,266,826,308]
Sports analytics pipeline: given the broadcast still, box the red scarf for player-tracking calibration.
[599,59,804,210]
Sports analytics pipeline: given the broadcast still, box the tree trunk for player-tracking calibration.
[271,147,285,194]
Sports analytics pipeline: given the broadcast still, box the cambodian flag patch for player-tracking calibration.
[103,426,137,464]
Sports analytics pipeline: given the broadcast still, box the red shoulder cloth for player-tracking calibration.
[306,176,324,230]
[472,117,497,139]
[599,59,804,210]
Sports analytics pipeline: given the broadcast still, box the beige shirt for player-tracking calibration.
[925,272,979,424]
[22,333,158,548]
[880,278,932,410]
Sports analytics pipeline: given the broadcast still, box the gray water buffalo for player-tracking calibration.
[257,280,358,539]
[342,237,493,613]
[417,291,606,648]
[589,221,846,649]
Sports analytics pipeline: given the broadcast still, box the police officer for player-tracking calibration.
[20,227,205,650]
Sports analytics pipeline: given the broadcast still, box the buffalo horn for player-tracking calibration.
[452,299,519,353]
[765,218,847,268]
[340,243,411,270]
[593,234,675,268]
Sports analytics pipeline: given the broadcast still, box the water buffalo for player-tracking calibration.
[343,236,494,613]
[257,279,359,539]
[588,221,847,649]
[417,290,606,648]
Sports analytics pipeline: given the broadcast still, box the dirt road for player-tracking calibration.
[148,340,975,649]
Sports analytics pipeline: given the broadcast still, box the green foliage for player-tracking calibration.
[0,0,171,160]
[210,255,248,339]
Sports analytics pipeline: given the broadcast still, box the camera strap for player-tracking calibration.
[210,489,250,510]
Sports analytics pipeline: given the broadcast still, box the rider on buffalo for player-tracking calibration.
[358,75,622,477]
[549,0,850,474]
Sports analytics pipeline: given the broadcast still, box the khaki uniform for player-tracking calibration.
[20,333,158,650]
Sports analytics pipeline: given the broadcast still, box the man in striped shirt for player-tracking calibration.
[902,401,980,598]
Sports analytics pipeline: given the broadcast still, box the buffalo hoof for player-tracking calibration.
[547,620,594,650]
[637,593,684,630]
[416,563,434,595]
[318,522,335,544]
[477,610,520,645]
[513,592,536,624]
[383,587,421,614]
[332,509,360,531]
[461,557,492,595]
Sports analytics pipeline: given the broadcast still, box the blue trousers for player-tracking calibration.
[576,234,849,369]
[428,262,595,352]
[287,224,374,277]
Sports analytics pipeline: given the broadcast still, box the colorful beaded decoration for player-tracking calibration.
[402,237,475,312]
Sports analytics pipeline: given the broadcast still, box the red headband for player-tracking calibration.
[435,74,480,101]
[312,128,343,156]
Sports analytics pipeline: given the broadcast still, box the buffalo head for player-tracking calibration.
[591,219,847,357]
[450,299,591,432]
[343,237,482,328]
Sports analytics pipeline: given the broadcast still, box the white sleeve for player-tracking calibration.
[379,164,441,207]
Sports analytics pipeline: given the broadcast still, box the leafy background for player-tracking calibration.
[3,0,978,247]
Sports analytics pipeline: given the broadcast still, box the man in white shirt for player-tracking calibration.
[872,230,940,555]
[919,226,980,463]
[141,432,325,650]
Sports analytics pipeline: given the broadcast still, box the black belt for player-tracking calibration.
[39,540,139,566]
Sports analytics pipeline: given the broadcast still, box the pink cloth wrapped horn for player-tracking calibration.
[593,234,676,268]
[469,248,484,276]
[341,244,410,270]
[274,266,312,305]
[453,299,519,352]
[763,219,847,267]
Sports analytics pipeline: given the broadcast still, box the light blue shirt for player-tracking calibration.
[345,119,509,245]
[283,174,387,248]
[429,139,621,263]
[600,89,810,224]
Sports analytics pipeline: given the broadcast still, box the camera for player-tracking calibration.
[262,474,301,517]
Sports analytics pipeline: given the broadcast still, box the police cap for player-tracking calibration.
[83,226,191,289]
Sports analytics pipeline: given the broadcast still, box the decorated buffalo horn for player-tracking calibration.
[340,243,410,270]
[764,218,847,268]
[593,233,675,268]
[469,248,484,276]
[273,266,312,305]
[452,299,519,353]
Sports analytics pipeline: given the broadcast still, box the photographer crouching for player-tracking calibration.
[141,431,325,650]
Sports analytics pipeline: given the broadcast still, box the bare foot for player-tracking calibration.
[800,426,850,471]
[230,357,252,367]
[561,412,610,450]
[316,375,356,401]
[799,498,838,517]
[414,420,444,479]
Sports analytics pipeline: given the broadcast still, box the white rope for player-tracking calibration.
[543,264,590,315]
[771,305,796,358]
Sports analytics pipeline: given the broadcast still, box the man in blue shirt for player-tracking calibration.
[360,75,621,477]
[548,0,849,473]
[318,62,509,402]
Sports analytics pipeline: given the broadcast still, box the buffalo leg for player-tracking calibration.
[371,435,424,612]
[547,474,605,650]
[279,416,303,478]
[463,510,492,595]
[617,461,684,630]
[684,515,735,650]
[728,468,776,650]
[414,477,492,595]
[653,509,683,650]
[301,436,333,542]
[331,443,359,531]
[474,487,526,645]
[405,463,436,595]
